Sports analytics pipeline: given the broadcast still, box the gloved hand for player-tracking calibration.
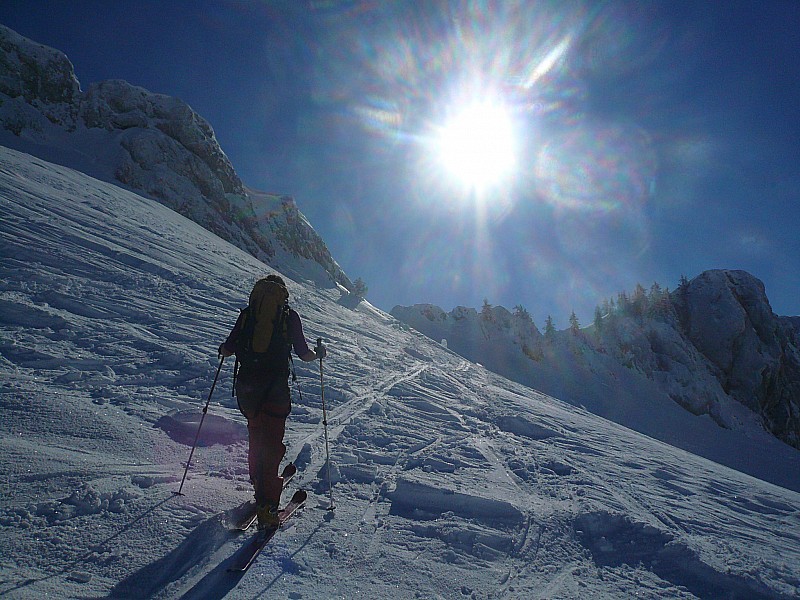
[218,343,233,358]
[315,344,327,360]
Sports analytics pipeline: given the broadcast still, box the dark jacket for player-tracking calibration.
[222,307,313,419]
[221,307,312,360]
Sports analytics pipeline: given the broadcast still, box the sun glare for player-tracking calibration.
[434,101,517,192]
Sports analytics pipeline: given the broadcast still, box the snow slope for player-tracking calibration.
[1,145,799,599]
[390,303,800,493]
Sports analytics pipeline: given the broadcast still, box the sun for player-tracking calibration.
[433,100,517,192]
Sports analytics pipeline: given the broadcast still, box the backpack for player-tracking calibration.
[235,279,292,378]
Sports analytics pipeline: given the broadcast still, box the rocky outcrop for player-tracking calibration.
[0,25,79,130]
[79,78,254,249]
[270,195,352,290]
[81,79,244,202]
[0,24,351,290]
[681,271,800,447]
[393,270,800,449]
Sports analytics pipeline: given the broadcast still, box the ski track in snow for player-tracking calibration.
[1,145,799,599]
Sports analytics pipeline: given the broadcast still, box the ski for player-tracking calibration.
[228,489,307,573]
[232,462,297,531]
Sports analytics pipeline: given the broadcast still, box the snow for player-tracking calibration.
[1,144,799,599]
[1,22,352,296]
[391,303,800,493]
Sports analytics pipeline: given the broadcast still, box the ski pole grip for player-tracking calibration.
[316,337,327,361]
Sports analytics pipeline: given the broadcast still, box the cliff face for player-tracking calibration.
[681,270,800,447]
[0,24,351,291]
[80,79,248,239]
[0,25,79,131]
[392,270,800,450]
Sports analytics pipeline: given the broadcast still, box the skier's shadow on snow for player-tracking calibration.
[177,521,322,600]
[104,503,244,599]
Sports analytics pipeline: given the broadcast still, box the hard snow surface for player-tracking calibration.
[1,145,799,599]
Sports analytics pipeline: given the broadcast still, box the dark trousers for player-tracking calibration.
[235,370,291,507]
[247,411,286,506]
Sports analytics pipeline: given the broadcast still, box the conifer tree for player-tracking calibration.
[631,283,647,317]
[513,304,530,321]
[594,306,604,334]
[352,277,368,298]
[675,274,691,331]
[544,315,556,340]
[513,304,536,332]
[649,281,662,300]
[617,291,630,314]
[569,310,581,334]
[481,299,493,322]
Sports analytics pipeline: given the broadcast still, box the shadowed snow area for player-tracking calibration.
[155,411,247,448]
[1,145,799,598]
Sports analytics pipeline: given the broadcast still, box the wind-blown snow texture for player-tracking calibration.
[2,146,800,599]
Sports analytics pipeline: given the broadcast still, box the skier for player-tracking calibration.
[219,274,325,528]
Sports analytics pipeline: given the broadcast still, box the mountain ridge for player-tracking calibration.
[0,23,352,293]
[4,21,798,459]
[392,269,800,455]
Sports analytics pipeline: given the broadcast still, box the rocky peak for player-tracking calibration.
[81,79,244,197]
[0,24,351,290]
[393,269,800,450]
[679,270,800,447]
[683,270,780,404]
[0,24,79,130]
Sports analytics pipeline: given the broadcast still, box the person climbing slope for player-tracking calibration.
[219,274,325,528]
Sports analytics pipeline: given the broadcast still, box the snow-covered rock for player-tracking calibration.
[682,270,800,447]
[81,78,244,205]
[392,303,541,361]
[392,270,800,452]
[0,24,79,131]
[0,24,352,292]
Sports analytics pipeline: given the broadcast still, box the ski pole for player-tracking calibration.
[317,338,335,511]
[175,355,224,496]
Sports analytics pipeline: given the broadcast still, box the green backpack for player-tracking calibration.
[236,279,292,377]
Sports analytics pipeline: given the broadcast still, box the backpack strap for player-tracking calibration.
[231,306,248,396]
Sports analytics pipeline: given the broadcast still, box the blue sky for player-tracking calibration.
[2,0,798,325]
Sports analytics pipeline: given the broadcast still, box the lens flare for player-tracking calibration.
[434,100,517,192]
[292,2,669,319]
[534,121,657,213]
